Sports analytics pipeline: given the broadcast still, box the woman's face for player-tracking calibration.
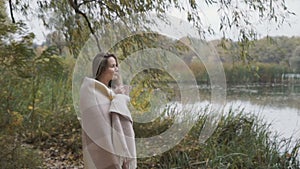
[103,56,118,81]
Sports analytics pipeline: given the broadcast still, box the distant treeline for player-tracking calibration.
[189,62,293,85]
[214,36,300,65]
[186,36,300,85]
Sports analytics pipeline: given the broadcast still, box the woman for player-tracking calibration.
[79,53,136,169]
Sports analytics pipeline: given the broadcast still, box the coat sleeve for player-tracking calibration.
[109,94,137,168]
[109,94,133,122]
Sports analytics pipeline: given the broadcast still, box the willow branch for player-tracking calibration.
[68,0,102,52]
[8,0,15,23]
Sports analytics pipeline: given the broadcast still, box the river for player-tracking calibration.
[137,83,300,142]
[215,84,300,140]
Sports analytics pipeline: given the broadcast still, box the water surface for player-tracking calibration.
[215,84,300,140]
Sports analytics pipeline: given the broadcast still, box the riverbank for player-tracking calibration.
[34,109,299,168]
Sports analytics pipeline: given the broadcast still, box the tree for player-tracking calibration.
[7,0,294,61]
[0,0,44,167]
[290,46,300,72]
[1,0,67,166]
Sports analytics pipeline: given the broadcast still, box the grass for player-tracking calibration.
[2,97,300,168]
[1,99,300,168]
[136,109,300,169]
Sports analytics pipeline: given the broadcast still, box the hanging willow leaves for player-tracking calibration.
[6,0,294,62]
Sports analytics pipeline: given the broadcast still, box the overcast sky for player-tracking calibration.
[194,0,300,40]
[23,0,300,44]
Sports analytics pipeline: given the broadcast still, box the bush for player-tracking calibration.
[0,131,43,168]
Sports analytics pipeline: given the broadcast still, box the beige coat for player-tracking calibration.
[80,77,136,169]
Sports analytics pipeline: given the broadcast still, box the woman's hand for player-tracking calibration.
[114,85,131,96]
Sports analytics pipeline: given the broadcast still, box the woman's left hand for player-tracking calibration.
[114,85,131,96]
